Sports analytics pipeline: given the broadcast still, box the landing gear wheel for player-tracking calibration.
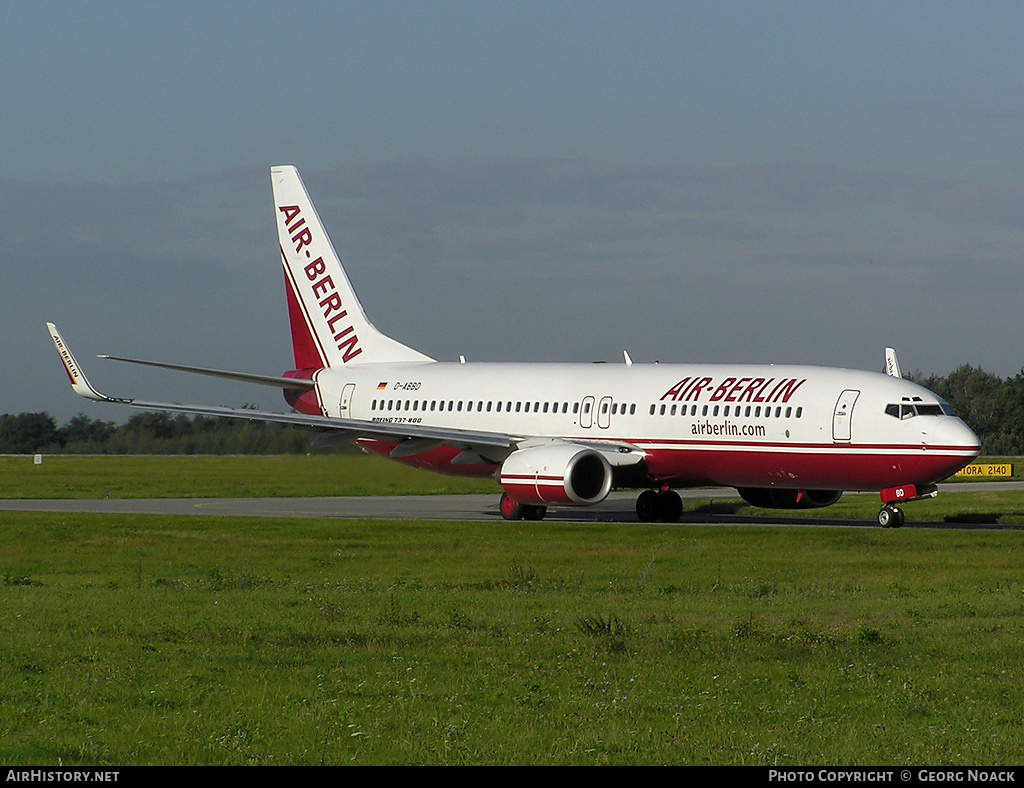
[877,505,905,529]
[500,493,546,521]
[636,489,683,523]
[659,490,683,523]
[500,492,523,521]
[636,490,660,522]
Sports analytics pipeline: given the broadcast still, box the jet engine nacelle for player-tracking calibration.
[499,443,613,506]
[737,487,843,509]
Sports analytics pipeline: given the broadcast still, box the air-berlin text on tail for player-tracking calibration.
[279,204,362,363]
[50,332,80,384]
[661,376,806,404]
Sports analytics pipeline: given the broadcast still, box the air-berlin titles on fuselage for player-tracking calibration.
[660,376,806,404]
[279,204,363,364]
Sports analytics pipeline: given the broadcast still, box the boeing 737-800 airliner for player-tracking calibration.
[48,166,980,527]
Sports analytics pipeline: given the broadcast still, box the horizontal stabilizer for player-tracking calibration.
[98,354,316,390]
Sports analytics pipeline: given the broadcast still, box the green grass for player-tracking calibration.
[0,455,498,499]
[2,511,1024,765]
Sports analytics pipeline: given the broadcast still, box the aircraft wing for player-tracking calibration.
[46,323,650,468]
[115,398,516,449]
[47,323,513,450]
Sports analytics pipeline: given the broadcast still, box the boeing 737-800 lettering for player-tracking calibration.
[48,166,980,527]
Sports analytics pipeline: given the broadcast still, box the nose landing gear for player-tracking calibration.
[877,505,905,528]
[877,484,937,528]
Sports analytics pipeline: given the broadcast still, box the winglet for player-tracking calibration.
[885,347,903,379]
[46,323,118,402]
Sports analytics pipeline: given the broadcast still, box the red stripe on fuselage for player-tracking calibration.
[640,443,975,490]
[353,434,973,492]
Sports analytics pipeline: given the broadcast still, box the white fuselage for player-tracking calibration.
[305,360,979,492]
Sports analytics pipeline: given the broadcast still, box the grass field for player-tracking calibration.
[2,455,1024,764]
[3,512,1024,765]
[0,454,498,499]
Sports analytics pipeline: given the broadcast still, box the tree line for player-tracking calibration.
[3,364,1023,455]
[913,365,1024,456]
[0,411,313,455]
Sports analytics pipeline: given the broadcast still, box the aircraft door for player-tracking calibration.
[580,396,595,429]
[339,383,356,419]
[597,396,612,429]
[832,389,860,442]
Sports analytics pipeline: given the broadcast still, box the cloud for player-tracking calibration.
[6,157,1023,422]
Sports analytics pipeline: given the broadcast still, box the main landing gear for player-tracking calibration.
[499,492,546,521]
[498,489,685,523]
[636,488,683,523]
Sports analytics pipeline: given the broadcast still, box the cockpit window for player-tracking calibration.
[884,400,955,419]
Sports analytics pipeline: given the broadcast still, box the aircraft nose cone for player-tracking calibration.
[933,418,981,456]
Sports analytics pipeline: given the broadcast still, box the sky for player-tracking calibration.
[2,1,1022,424]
